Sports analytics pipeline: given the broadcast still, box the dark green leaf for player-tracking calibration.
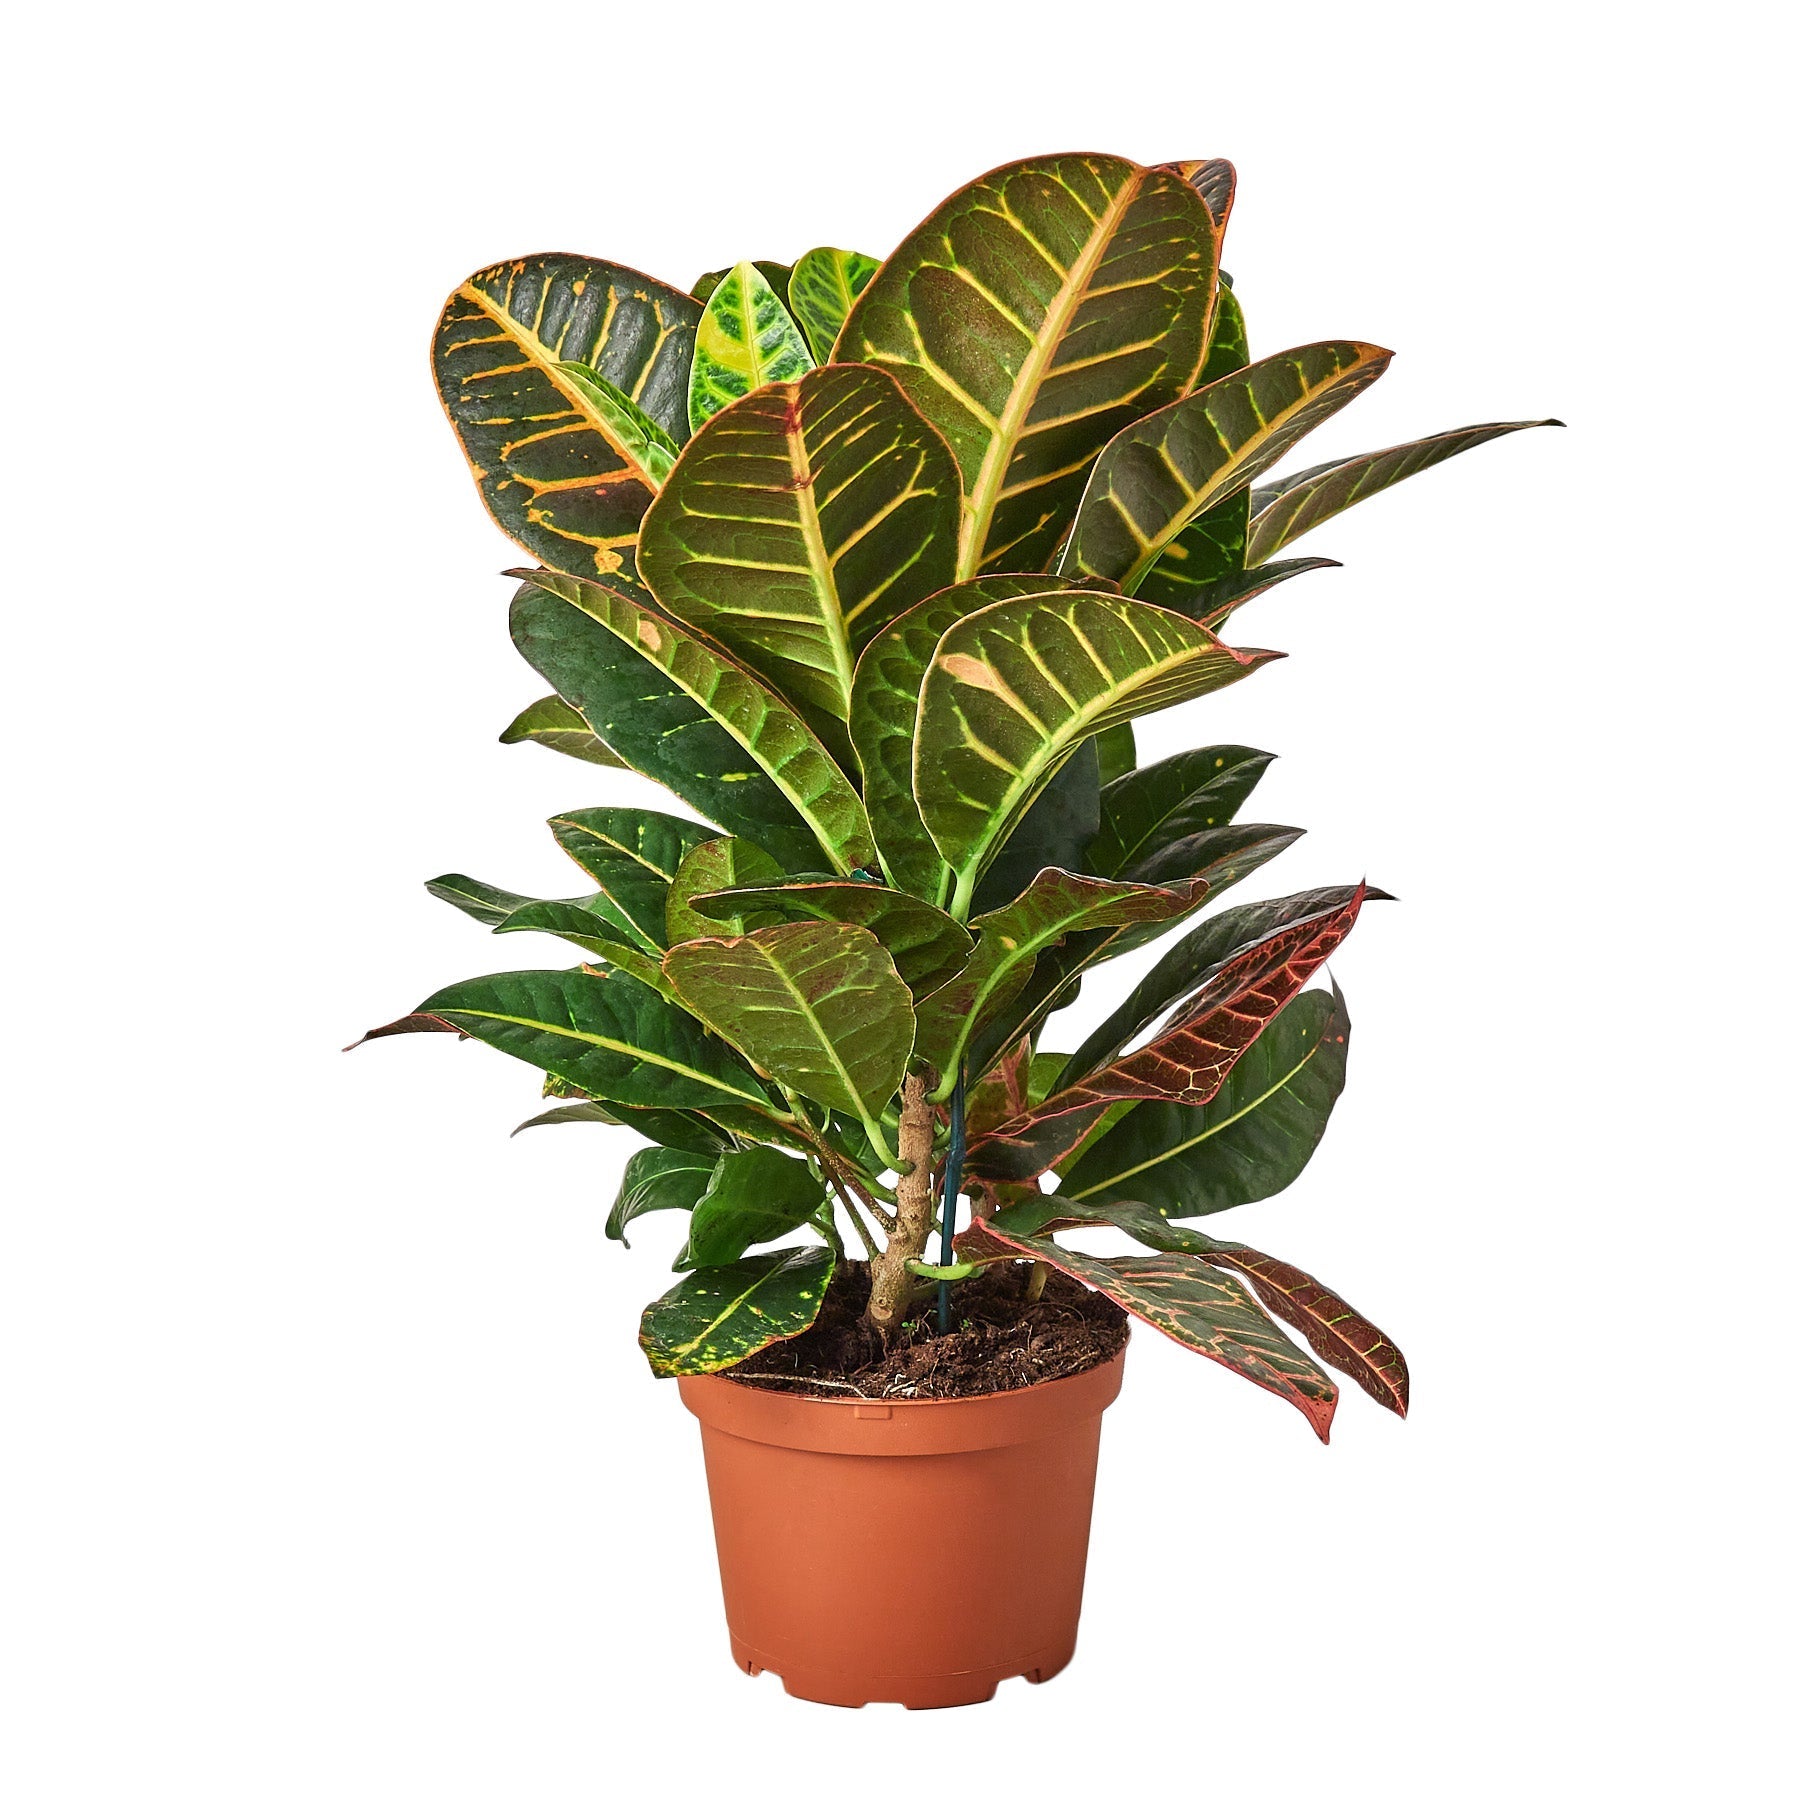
[640,364,960,722]
[608,1147,720,1246]
[788,246,881,362]
[433,255,698,587]
[509,569,876,875]
[1060,341,1392,599]
[1088,745,1275,880]
[1119,819,1304,892]
[512,1099,732,1154]
[687,262,814,432]
[1094,723,1136,785]
[677,1146,829,1269]
[916,589,1278,915]
[548,807,720,950]
[639,1245,835,1376]
[1055,986,1350,1213]
[499,695,627,768]
[969,740,1103,915]
[412,965,771,1111]
[1196,280,1247,388]
[1246,420,1564,565]
[1188,558,1338,632]
[839,153,1221,578]
[664,922,914,1154]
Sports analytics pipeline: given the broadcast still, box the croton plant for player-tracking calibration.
[360,152,1555,1440]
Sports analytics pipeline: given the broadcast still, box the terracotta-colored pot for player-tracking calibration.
[677,1348,1126,1708]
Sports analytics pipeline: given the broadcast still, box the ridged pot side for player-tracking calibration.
[677,1348,1127,1709]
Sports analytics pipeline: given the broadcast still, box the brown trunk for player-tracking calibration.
[865,1073,936,1336]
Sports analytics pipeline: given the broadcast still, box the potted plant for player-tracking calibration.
[356,150,1556,1708]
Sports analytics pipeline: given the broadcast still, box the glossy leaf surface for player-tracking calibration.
[433,256,698,585]
[848,574,1082,904]
[549,807,720,951]
[554,361,680,487]
[639,1245,834,1377]
[957,1219,1336,1440]
[839,154,1221,577]
[1088,744,1274,879]
[688,881,972,999]
[513,1099,731,1154]
[687,262,814,432]
[664,922,914,1144]
[1061,341,1392,598]
[499,695,626,768]
[510,570,875,874]
[916,589,1277,911]
[788,246,881,362]
[1055,986,1349,1211]
[641,364,960,721]
[412,965,770,1111]
[608,1147,719,1246]
[677,1146,829,1269]
[663,837,785,942]
[1247,420,1562,564]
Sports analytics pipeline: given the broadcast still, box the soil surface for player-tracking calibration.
[726,1261,1128,1400]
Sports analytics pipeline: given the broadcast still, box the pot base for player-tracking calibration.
[730,1632,1075,1709]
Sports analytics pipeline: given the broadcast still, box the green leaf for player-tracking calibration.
[663,837,786,943]
[913,869,1206,1092]
[554,362,681,487]
[687,262,814,433]
[788,246,881,361]
[1059,341,1393,599]
[966,887,1369,1183]
[433,255,698,587]
[664,922,915,1155]
[1116,819,1303,895]
[423,872,665,986]
[956,1219,1336,1441]
[1088,745,1275,880]
[410,965,772,1112]
[512,1099,732,1155]
[1246,420,1563,564]
[693,260,793,306]
[548,807,720,951]
[1055,986,1350,1213]
[640,364,960,722]
[677,1146,829,1269]
[608,1147,720,1247]
[509,569,876,875]
[1196,280,1247,388]
[848,574,1087,905]
[839,153,1222,578]
[986,1192,1224,1254]
[1094,723,1136,785]
[687,881,972,1000]
[969,740,1103,915]
[1187,558,1339,633]
[916,589,1279,915]
[499,695,626,768]
[639,1245,834,1377]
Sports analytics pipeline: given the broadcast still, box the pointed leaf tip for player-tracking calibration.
[343,1012,464,1052]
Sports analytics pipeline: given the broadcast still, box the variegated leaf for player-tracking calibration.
[396,965,772,1112]
[433,256,698,587]
[788,246,881,362]
[548,807,720,951]
[687,262,814,432]
[422,872,665,989]
[1060,342,1392,599]
[687,881,972,1000]
[848,574,1087,905]
[663,837,786,943]
[1246,419,1564,565]
[640,364,960,722]
[509,569,876,875]
[499,694,626,768]
[916,589,1278,915]
[1055,985,1350,1213]
[1089,744,1274,880]
[664,922,914,1155]
[956,1219,1336,1441]
[839,154,1221,578]
[639,1245,834,1377]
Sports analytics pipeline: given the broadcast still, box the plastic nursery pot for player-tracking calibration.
[676,1346,1126,1709]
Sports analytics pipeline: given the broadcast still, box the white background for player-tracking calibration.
[3,3,1791,1793]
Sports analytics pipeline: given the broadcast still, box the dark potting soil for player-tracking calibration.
[725,1260,1128,1401]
